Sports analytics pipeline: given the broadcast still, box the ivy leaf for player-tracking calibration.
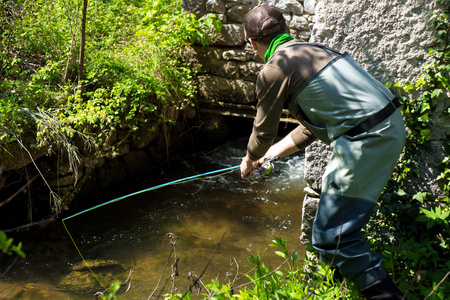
[412,191,430,203]
[420,129,431,140]
[404,81,416,92]
[395,188,407,196]
[419,112,429,122]
[431,88,444,98]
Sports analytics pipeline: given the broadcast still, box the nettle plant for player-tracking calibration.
[365,7,450,300]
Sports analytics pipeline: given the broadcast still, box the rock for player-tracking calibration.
[206,0,226,14]
[0,282,73,299]
[210,58,240,78]
[123,150,151,178]
[304,141,331,191]
[97,158,127,188]
[0,140,47,172]
[131,122,160,149]
[197,75,256,104]
[209,24,246,46]
[220,49,248,61]
[300,195,320,244]
[239,61,263,81]
[304,0,316,14]
[227,4,250,23]
[265,0,304,15]
[60,259,127,291]
[181,0,206,17]
[200,114,230,141]
[311,0,439,83]
[289,15,309,31]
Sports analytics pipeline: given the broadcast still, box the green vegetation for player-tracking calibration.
[0,0,220,209]
[0,230,25,259]
[0,230,26,278]
[162,237,361,300]
[0,0,219,153]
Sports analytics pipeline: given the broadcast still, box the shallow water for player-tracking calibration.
[1,138,307,299]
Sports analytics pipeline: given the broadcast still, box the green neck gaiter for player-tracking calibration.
[264,33,294,63]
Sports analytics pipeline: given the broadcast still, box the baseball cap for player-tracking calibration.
[244,4,286,41]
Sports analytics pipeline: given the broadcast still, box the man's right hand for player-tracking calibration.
[240,155,257,179]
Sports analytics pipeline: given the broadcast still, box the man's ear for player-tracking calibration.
[249,38,257,51]
[286,25,291,34]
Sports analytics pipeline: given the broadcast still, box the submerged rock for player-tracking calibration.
[59,259,128,292]
[0,282,72,299]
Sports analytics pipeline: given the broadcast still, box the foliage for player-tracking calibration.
[0,230,26,278]
[364,7,450,300]
[0,0,220,153]
[99,280,121,300]
[0,0,221,207]
[0,230,25,259]
[164,238,362,300]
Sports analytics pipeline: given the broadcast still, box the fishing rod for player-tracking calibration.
[62,159,277,290]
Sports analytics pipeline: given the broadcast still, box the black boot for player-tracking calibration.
[359,276,403,300]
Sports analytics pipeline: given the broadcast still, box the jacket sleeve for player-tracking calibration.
[290,124,317,150]
[246,65,290,160]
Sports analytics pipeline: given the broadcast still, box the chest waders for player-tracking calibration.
[286,43,406,290]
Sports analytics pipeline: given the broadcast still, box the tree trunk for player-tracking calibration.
[78,0,87,93]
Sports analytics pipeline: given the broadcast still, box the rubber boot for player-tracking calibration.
[359,276,403,300]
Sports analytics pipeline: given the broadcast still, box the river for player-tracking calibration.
[1,137,307,299]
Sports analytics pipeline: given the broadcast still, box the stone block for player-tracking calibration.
[300,194,320,244]
[123,150,151,178]
[131,121,160,149]
[304,140,331,191]
[266,0,304,15]
[239,61,263,81]
[197,75,256,103]
[304,0,316,14]
[227,4,250,23]
[210,24,246,46]
[222,49,248,61]
[181,0,206,17]
[206,0,226,14]
[289,15,309,31]
[210,58,240,78]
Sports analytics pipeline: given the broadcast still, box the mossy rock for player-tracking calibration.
[59,259,128,292]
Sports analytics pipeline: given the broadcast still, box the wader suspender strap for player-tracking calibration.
[283,43,401,139]
[344,97,401,137]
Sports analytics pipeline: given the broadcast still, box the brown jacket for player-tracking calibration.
[247,41,333,160]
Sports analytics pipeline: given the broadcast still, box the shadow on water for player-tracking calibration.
[1,137,307,299]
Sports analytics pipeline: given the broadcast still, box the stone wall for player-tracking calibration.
[181,0,448,244]
[183,0,316,105]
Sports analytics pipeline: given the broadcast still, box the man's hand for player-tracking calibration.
[240,155,258,179]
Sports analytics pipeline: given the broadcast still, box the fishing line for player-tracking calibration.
[62,164,240,290]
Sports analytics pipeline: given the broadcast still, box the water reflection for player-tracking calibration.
[2,138,307,299]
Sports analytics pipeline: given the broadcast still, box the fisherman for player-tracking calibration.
[239,4,406,299]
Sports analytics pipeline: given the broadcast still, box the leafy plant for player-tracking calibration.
[0,230,26,278]
[1,0,221,211]
[162,238,361,300]
[1,0,221,151]
[0,230,25,259]
[99,280,121,300]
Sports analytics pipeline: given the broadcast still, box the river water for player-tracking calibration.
[1,137,307,299]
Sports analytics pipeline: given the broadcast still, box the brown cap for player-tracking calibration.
[244,4,286,41]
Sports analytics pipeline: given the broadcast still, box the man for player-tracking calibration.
[240,4,406,299]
